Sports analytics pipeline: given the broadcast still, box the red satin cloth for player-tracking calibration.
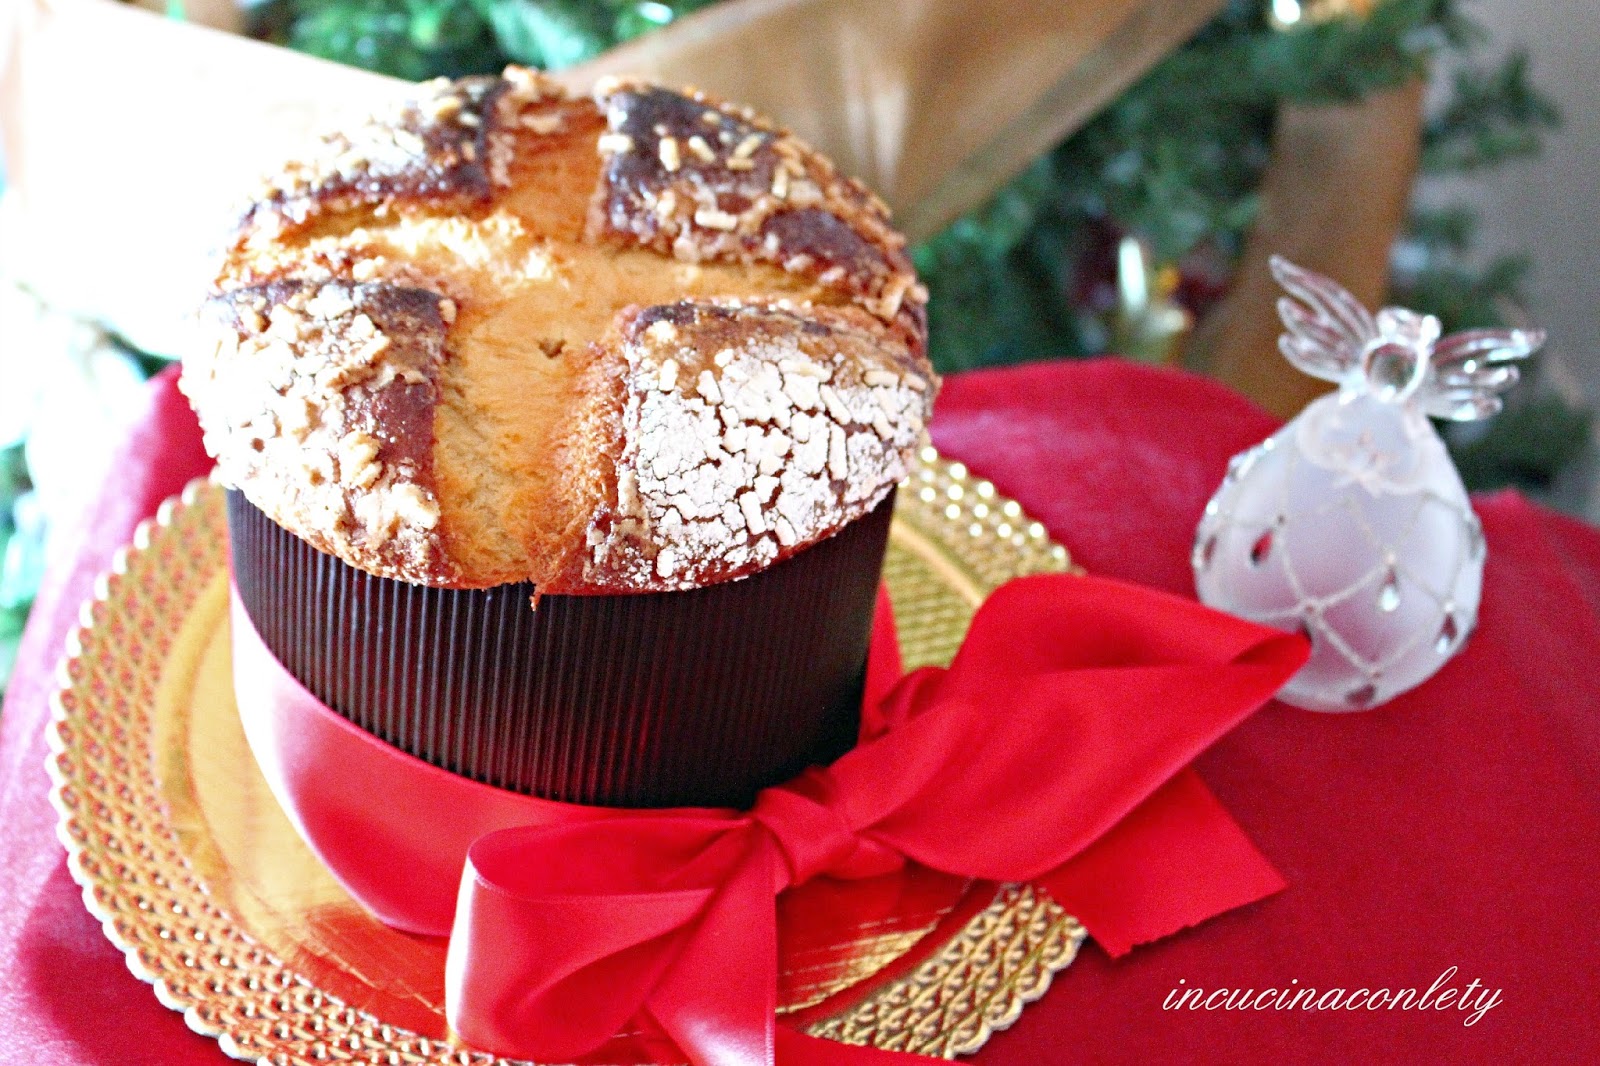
[230,571,1302,1065]
[3,360,1598,1064]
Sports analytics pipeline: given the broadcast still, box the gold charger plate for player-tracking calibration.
[47,447,1084,1064]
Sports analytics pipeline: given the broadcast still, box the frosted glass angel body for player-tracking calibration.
[1194,257,1544,711]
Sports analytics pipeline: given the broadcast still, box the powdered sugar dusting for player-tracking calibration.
[586,301,931,590]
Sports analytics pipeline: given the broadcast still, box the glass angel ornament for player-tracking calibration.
[1194,256,1545,711]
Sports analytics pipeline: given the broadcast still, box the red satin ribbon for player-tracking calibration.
[231,573,1307,1066]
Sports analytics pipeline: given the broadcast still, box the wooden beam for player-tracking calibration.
[1184,79,1427,419]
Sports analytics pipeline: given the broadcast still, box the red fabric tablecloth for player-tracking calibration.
[2,360,1596,1064]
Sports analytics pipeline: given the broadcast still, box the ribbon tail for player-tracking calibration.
[445,823,719,1060]
[648,832,786,1066]
[643,832,955,1066]
[1039,768,1286,957]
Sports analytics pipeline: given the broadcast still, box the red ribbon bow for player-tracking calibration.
[233,574,1307,1066]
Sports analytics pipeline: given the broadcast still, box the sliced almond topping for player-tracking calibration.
[738,491,767,535]
[522,113,564,134]
[779,358,831,380]
[698,370,722,404]
[693,208,740,231]
[819,383,853,424]
[659,136,681,172]
[392,129,427,155]
[828,424,849,480]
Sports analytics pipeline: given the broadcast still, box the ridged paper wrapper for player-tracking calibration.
[227,491,893,809]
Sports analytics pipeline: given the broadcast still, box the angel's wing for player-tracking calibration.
[1269,255,1378,383]
[1416,327,1546,421]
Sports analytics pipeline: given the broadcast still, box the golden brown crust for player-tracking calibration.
[236,70,563,241]
[188,69,935,591]
[183,279,453,584]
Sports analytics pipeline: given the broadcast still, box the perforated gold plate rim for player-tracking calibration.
[46,448,1084,1064]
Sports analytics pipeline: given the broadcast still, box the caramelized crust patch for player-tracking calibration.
[583,299,935,591]
[240,70,567,239]
[589,81,928,341]
[183,279,453,584]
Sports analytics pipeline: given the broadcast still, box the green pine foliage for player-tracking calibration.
[1423,51,1561,174]
[1451,394,1593,492]
[253,0,717,77]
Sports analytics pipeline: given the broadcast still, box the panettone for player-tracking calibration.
[187,69,934,807]
[183,69,934,594]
